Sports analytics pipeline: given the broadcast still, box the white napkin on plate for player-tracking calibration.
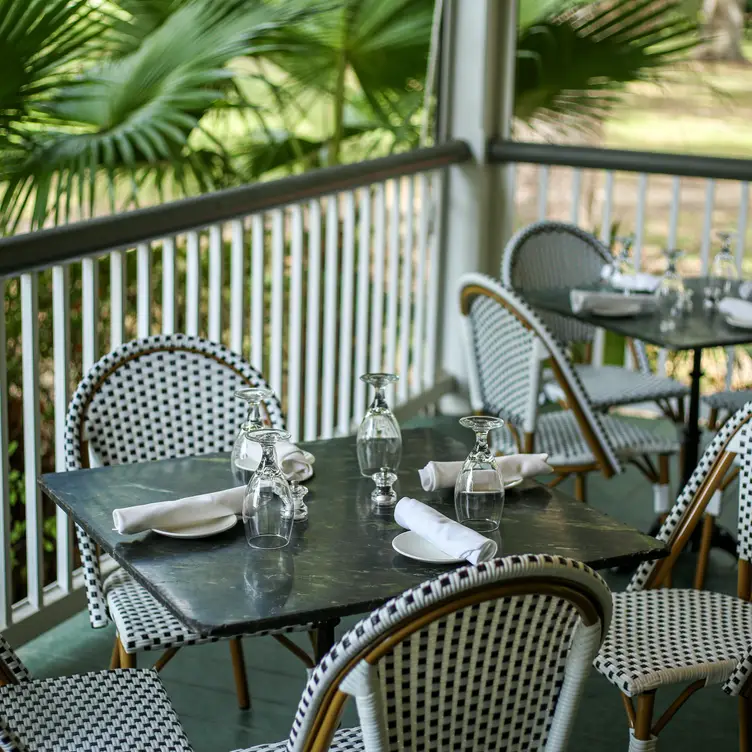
[113,486,245,535]
[394,497,497,566]
[418,453,552,492]
[609,272,660,294]
[570,289,657,315]
[235,441,314,482]
[719,297,752,323]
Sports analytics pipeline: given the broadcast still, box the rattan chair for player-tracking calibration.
[705,389,752,430]
[594,401,752,751]
[63,334,315,709]
[459,273,681,509]
[501,221,689,418]
[0,633,193,751]
[236,554,612,752]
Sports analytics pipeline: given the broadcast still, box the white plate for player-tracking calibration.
[504,477,523,490]
[392,531,465,564]
[153,514,238,539]
[725,315,752,330]
[590,301,642,318]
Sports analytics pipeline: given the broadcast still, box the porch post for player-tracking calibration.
[437,0,517,407]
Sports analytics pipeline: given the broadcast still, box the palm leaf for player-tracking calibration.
[515,0,698,124]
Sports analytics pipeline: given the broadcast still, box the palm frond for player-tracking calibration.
[515,0,698,125]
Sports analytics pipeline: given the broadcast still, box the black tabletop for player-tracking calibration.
[40,427,666,637]
[524,277,752,350]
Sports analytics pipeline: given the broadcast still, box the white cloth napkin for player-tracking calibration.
[570,289,658,315]
[394,497,497,565]
[235,441,314,482]
[738,281,752,300]
[418,454,552,492]
[609,272,660,294]
[113,486,245,535]
[719,297,752,323]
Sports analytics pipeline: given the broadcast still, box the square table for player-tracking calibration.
[522,277,752,484]
[40,427,666,659]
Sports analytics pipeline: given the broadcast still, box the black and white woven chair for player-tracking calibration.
[235,554,612,752]
[593,401,752,750]
[63,334,314,709]
[459,273,681,508]
[501,221,689,418]
[0,633,193,751]
[705,388,752,430]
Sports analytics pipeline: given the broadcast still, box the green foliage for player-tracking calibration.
[515,0,697,127]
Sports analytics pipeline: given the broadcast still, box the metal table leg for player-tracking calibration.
[313,619,339,663]
[682,348,703,485]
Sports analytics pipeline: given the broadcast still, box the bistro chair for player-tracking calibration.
[594,401,752,750]
[0,633,192,751]
[236,554,612,752]
[63,333,315,710]
[501,220,689,419]
[459,273,681,510]
[705,388,752,430]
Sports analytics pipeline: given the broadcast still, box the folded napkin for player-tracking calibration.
[570,289,658,315]
[394,497,497,565]
[235,441,314,482]
[719,297,752,323]
[418,454,552,492]
[113,486,245,535]
[609,272,660,294]
[739,281,752,300]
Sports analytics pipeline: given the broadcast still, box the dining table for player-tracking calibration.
[523,276,752,555]
[39,426,667,660]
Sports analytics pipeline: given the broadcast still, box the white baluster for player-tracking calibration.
[270,209,285,400]
[109,251,126,348]
[161,236,176,335]
[700,179,716,274]
[385,179,401,390]
[230,219,245,354]
[81,257,98,372]
[288,205,304,442]
[321,197,339,439]
[398,177,415,403]
[208,224,223,342]
[251,215,265,372]
[537,166,549,221]
[137,242,151,339]
[570,169,582,224]
[52,266,73,593]
[0,280,13,626]
[304,201,322,441]
[425,172,442,388]
[21,273,42,611]
[337,192,356,434]
[354,187,372,420]
[413,174,429,397]
[370,184,386,372]
[185,231,200,336]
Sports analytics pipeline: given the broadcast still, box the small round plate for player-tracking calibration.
[590,301,642,318]
[153,514,237,539]
[392,531,464,564]
[504,477,523,490]
[725,315,752,330]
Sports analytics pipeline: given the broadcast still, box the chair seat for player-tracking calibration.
[0,669,193,751]
[237,726,363,752]
[703,389,752,414]
[594,589,752,697]
[575,365,689,409]
[105,569,312,654]
[544,365,689,410]
[496,410,681,468]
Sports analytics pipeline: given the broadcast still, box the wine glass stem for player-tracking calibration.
[249,402,262,426]
[472,429,491,460]
[371,386,387,410]
[257,444,277,473]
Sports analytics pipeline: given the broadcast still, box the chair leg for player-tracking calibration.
[693,514,715,591]
[109,637,121,670]
[653,455,671,515]
[630,691,657,750]
[740,694,752,752]
[708,407,719,431]
[574,473,587,503]
[229,637,250,710]
[118,641,136,669]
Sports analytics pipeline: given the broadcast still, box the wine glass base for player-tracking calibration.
[246,534,290,550]
[460,517,500,533]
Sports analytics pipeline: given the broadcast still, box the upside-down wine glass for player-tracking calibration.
[656,248,685,332]
[710,230,739,302]
[614,234,637,287]
[454,416,505,533]
[231,388,273,484]
[242,428,294,549]
[357,373,402,477]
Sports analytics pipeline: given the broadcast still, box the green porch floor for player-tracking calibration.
[18,416,742,750]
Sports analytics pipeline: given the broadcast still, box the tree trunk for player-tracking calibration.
[696,0,747,62]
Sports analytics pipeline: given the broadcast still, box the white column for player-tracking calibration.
[437,0,517,407]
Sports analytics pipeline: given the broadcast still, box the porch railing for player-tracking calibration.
[0,140,471,644]
[491,139,752,389]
